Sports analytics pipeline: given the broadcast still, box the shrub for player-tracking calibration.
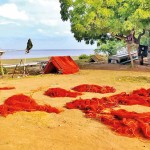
[79,54,90,59]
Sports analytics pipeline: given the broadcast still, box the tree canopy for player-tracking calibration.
[59,0,150,45]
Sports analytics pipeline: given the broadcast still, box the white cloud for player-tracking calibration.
[0,20,20,25]
[5,0,65,27]
[37,28,54,37]
[0,3,28,20]
[54,31,72,36]
[28,0,59,8]
[63,30,72,35]
[0,1,72,37]
[54,32,60,35]
[0,1,96,49]
[22,0,72,33]
[41,19,58,26]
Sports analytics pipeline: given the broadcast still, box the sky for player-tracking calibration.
[0,0,96,50]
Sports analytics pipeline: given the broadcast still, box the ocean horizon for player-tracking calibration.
[1,49,95,59]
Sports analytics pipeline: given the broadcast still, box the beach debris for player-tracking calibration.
[44,87,82,98]
[66,88,150,139]
[0,94,61,117]
[0,87,15,90]
[71,84,116,94]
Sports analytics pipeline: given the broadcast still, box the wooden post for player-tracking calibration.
[148,51,150,64]
[0,51,5,76]
[12,59,25,78]
[23,56,27,76]
[127,43,134,67]
[23,50,28,76]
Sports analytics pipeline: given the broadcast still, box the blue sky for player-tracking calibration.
[0,0,96,50]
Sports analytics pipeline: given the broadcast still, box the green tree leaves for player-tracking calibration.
[59,0,150,43]
[95,38,125,56]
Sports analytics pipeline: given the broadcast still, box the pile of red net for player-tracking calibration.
[0,87,15,90]
[44,87,82,98]
[99,109,150,139]
[66,88,150,139]
[0,94,60,117]
[72,84,116,94]
[109,88,150,106]
[44,56,79,74]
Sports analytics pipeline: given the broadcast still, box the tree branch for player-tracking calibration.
[111,33,126,41]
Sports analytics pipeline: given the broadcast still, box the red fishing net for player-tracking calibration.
[66,88,150,139]
[0,87,15,90]
[44,56,79,74]
[99,109,150,138]
[72,84,116,93]
[0,94,60,117]
[44,87,82,98]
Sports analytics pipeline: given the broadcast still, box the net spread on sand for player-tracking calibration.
[1,84,150,140]
[0,94,60,117]
[66,88,150,139]
[44,87,82,98]
[72,84,116,94]
[44,84,116,98]
[0,87,15,90]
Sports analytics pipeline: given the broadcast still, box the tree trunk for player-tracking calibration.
[127,43,134,68]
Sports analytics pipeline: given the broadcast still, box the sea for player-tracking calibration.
[1,49,95,59]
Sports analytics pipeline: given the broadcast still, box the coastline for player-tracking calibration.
[2,56,79,65]
[2,57,49,65]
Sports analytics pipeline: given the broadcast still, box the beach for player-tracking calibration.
[1,65,150,150]
[0,0,149,149]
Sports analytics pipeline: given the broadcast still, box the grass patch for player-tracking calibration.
[2,57,49,65]
[118,76,150,83]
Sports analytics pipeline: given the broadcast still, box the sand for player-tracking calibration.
[0,69,150,150]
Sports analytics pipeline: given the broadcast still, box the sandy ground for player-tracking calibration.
[1,66,150,150]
